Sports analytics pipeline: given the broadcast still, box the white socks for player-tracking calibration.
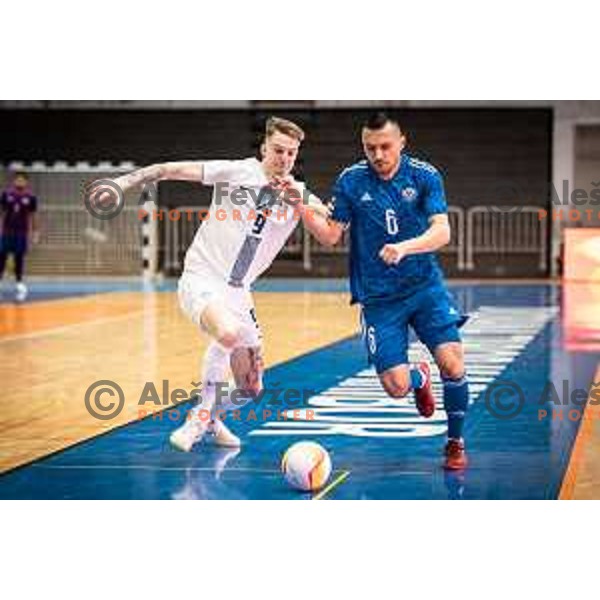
[190,342,260,419]
[190,342,230,419]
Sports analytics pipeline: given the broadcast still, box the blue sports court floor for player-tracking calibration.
[0,280,598,499]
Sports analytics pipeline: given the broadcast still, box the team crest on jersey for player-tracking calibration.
[22,197,30,205]
[401,187,417,201]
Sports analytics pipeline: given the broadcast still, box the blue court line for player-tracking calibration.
[0,278,351,304]
[0,278,560,305]
[253,278,349,293]
[0,279,156,304]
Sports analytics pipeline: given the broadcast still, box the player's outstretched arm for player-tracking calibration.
[274,177,345,247]
[114,162,205,194]
[298,198,345,247]
[86,162,205,207]
[379,214,451,265]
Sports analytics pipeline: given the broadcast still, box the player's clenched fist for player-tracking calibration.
[379,242,408,265]
[270,175,302,204]
[271,176,331,220]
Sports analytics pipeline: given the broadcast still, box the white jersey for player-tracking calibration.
[183,158,300,288]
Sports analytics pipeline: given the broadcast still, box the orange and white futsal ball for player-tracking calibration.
[281,441,332,491]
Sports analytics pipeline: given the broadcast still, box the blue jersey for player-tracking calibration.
[331,155,448,305]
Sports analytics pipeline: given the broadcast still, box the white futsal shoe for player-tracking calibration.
[170,417,241,452]
[169,418,209,452]
[207,419,241,448]
[15,282,28,302]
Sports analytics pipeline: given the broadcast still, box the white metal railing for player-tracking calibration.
[1,163,146,275]
[30,205,143,275]
[444,206,465,270]
[164,207,200,271]
[4,163,550,276]
[465,206,548,271]
[164,206,312,272]
[163,205,549,274]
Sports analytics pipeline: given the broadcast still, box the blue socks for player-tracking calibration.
[409,366,426,390]
[443,375,469,440]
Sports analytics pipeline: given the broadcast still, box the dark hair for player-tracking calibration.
[12,171,29,180]
[363,112,401,132]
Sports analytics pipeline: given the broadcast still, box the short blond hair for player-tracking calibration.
[265,116,305,142]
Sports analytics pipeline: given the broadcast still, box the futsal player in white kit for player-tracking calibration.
[93,117,328,452]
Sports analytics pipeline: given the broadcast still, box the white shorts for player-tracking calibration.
[177,271,263,348]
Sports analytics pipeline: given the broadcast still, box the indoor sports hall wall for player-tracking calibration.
[0,106,553,278]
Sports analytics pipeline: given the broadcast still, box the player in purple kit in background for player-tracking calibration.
[0,171,39,302]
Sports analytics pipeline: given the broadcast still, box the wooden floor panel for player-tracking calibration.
[0,291,359,473]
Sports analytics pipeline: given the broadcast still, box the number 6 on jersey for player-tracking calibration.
[385,209,398,235]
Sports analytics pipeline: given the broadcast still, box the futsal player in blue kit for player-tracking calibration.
[285,113,469,469]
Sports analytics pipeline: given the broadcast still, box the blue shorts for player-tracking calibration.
[361,284,468,374]
[0,235,28,255]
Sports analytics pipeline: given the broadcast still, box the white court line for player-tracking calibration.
[31,463,433,476]
[31,464,280,473]
[0,310,147,345]
[251,306,558,438]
